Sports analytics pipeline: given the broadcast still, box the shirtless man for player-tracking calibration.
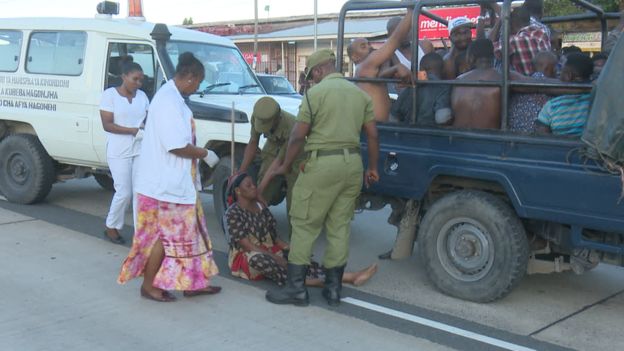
[348,8,413,122]
[451,39,504,129]
[443,17,474,79]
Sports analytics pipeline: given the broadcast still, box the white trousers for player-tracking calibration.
[105,156,137,230]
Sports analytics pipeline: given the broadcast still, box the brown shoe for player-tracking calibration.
[183,286,222,297]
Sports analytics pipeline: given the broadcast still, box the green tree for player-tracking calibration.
[544,0,620,17]
[182,17,189,25]
[188,17,194,25]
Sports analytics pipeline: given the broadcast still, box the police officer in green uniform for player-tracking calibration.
[265,49,380,306]
[239,97,303,215]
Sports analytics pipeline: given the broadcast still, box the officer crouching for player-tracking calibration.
[265,49,380,307]
[239,96,304,222]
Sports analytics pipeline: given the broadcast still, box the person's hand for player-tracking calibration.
[273,254,288,268]
[364,169,379,188]
[203,149,220,167]
[131,128,140,136]
[395,64,412,83]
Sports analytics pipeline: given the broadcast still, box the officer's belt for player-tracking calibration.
[309,148,360,158]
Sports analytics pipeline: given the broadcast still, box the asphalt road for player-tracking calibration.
[1,177,623,351]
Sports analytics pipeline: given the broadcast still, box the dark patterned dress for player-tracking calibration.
[226,202,323,285]
[508,72,550,133]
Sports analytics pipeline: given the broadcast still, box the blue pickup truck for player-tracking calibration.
[337,0,624,302]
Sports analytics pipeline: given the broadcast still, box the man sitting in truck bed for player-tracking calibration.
[347,8,413,122]
[451,39,505,129]
[443,17,474,79]
[536,53,594,136]
[391,53,452,125]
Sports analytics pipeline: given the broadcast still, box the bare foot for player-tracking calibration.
[353,263,378,286]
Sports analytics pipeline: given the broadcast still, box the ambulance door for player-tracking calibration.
[17,30,99,164]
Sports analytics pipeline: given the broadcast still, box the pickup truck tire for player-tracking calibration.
[0,134,55,204]
[94,173,115,192]
[419,190,529,302]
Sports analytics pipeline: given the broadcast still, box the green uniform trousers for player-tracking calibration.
[288,150,363,268]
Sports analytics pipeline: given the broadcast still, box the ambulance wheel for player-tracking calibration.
[0,134,55,204]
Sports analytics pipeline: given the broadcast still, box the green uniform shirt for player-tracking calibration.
[298,73,375,152]
[251,112,296,160]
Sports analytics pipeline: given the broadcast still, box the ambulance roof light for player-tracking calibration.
[96,1,120,15]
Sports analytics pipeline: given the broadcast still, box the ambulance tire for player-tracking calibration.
[0,134,55,204]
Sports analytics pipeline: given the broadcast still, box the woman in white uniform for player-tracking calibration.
[117,52,221,302]
[99,57,149,244]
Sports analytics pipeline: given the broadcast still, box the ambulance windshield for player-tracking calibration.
[166,41,264,95]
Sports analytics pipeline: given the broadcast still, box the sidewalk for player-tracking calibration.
[0,207,451,351]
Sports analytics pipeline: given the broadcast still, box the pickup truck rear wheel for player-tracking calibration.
[419,190,529,302]
[0,134,55,204]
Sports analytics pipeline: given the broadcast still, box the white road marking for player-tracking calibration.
[342,297,537,351]
[0,195,6,201]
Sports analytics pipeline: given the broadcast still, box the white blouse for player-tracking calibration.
[99,87,149,158]
[134,80,198,205]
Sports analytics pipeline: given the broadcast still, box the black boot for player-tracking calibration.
[265,264,309,306]
[322,265,345,306]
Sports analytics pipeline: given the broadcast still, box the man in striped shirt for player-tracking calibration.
[537,53,594,136]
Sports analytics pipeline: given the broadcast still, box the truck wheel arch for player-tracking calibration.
[0,120,37,140]
[425,167,526,217]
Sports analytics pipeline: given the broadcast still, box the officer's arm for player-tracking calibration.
[281,122,310,172]
[239,135,260,173]
[257,157,281,194]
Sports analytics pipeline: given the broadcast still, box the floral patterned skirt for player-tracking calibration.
[117,193,219,291]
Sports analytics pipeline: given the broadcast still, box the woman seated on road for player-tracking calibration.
[225,172,378,287]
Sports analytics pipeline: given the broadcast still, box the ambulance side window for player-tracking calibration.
[26,31,86,76]
[0,30,22,72]
[105,42,156,99]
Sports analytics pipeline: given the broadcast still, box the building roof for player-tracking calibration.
[228,18,389,43]
[188,10,404,29]
[0,17,236,48]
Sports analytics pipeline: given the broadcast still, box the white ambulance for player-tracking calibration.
[0,2,300,213]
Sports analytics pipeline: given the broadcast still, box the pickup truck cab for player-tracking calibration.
[0,3,300,204]
[336,0,623,302]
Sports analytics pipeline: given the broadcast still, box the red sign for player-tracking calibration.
[418,6,481,40]
[242,52,261,65]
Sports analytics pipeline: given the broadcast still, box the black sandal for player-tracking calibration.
[140,287,176,302]
[103,229,126,245]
